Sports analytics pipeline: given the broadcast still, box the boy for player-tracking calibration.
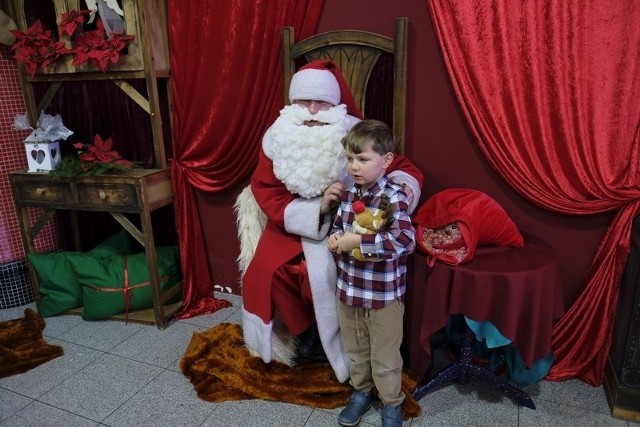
[328,119,416,427]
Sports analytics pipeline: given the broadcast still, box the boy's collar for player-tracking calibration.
[355,175,389,197]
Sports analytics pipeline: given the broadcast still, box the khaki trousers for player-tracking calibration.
[337,299,405,406]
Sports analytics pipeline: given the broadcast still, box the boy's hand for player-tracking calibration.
[328,232,343,253]
[328,232,361,254]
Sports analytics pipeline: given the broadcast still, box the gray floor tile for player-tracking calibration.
[201,400,313,426]
[101,370,215,427]
[224,307,243,324]
[42,313,86,338]
[0,388,33,423]
[0,302,37,321]
[0,400,98,427]
[0,339,103,399]
[109,321,205,368]
[37,353,163,422]
[55,319,144,352]
[529,379,612,414]
[303,409,341,426]
[411,383,519,426]
[518,398,627,427]
[175,300,240,328]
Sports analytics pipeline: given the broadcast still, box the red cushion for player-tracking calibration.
[413,188,524,265]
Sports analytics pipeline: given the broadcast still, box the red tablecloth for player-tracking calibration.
[405,233,565,383]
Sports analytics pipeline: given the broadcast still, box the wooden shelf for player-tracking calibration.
[7,1,178,329]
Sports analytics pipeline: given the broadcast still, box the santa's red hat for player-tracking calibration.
[289,59,363,119]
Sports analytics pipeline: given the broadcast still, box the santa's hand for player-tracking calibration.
[321,181,346,214]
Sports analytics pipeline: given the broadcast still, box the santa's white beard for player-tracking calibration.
[266,104,350,199]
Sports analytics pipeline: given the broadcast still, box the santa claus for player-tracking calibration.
[236,60,423,383]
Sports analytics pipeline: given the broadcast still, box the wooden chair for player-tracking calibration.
[282,18,408,154]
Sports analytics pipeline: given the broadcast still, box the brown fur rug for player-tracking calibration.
[180,322,422,419]
[0,308,64,379]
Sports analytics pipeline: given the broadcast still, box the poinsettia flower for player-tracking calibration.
[59,9,91,37]
[68,134,133,175]
[10,20,68,76]
[10,20,44,40]
[79,134,123,163]
[74,135,130,165]
[68,17,133,72]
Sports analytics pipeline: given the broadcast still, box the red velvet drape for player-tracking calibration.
[427,1,640,385]
[167,1,325,318]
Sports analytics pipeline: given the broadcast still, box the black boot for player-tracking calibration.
[297,325,328,361]
[297,325,318,358]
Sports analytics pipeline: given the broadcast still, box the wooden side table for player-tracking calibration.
[9,168,182,329]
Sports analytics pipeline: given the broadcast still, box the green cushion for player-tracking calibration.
[88,229,135,257]
[66,246,181,321]
[28,230,133,317]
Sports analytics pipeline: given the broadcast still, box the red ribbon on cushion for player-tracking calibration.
[88,256,169,323]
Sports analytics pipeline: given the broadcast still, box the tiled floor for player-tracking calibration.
[1,293,638,427]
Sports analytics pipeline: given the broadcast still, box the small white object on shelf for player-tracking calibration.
[23,134,61,172]
[14,112,72,172]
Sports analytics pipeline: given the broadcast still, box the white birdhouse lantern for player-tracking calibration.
[23,131,61,172]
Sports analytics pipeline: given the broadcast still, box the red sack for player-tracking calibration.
[413,188,524,266]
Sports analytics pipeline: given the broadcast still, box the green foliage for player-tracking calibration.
[49,156,136,178]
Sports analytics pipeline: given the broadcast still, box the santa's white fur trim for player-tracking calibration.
[301,236,350,382]
[289,68,340,105]
[242,306,298,366]
[283,197,331,240]
[234,186,267,279]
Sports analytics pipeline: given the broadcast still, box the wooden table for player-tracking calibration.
[405,234,564,406]
[9,168,182,329]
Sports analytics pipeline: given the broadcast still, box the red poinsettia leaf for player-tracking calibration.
[25,62,38,77]
[71,49,90,66]
[88,48,106,60]
[9,29,24,38]
[40,57,54,68]
[87,30,105,45]
[27,20,45,36]
[60,9,92,37]
[79,152,96,162]
[108,50,121,64]
[35,28,53,41]
[61,21,77,37]
[13,48,32,62]
[94,56,110,72]
[92,134,107,149]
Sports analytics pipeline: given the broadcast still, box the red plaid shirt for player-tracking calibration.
[331,176,416,308]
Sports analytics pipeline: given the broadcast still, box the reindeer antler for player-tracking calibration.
[379,194,396,219]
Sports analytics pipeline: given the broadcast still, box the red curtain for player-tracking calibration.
[167,1,325,318]
[427,1,640,385]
